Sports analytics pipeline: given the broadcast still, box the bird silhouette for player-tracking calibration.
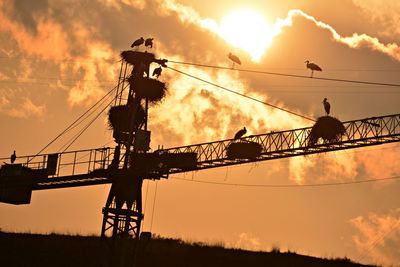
[322,98,331,116]
[228,53,241,68]
[145,38,154,48]
[234,127,247,139]
[131,37,144,48]
[305,60,322,77]
[152,66,162,78]
[10,150,16,164]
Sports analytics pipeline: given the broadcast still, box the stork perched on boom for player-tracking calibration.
[234,127,247,139]
[228,53,241,69]
[10,150,16,164]
[322,98,331,116]
[305,60,322,77]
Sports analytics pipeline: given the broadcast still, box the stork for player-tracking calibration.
[131,37,144,48]
[305,60,322,77]
[228,53,241,69]
[145,38,154,49]
[322,98,331,116]
[234,127,247,139]
[152,66,162,78]
[10,150,16,164]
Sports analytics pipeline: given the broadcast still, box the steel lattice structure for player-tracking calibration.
[1,113,399,191]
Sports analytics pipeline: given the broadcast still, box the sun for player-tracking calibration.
[218,10,273,62]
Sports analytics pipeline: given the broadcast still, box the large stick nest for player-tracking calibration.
[120,50,155,66]
[128,76,167,103]
[308,116,346,145]
[108,104,146,133]
[226,141,262,160]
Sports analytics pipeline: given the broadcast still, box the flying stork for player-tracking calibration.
[322,98,331,116]
[10,150,16,164]
[152,66,162,78]
[228,52,241,69]
[145,38,154,48]
[305,60,322,77]
[234,127,247,139]
[131,37,144,48]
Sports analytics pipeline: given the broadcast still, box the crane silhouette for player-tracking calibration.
[234,127,247,139]
[322,98,331,116]
[228,53,241,69]
[131,37,144,48]
[1,49,399,244]
[305,60,322,77]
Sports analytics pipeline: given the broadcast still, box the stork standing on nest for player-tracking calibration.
[305,60,322,77]
[234,127,247,139]
[145,38,154,49]
[322,98,331,116]
[131,37,144,49]
[228,52,241,69]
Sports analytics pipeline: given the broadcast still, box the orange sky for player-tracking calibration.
[0,0,400,265]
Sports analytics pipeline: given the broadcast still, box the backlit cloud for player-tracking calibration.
[350,209,400,266]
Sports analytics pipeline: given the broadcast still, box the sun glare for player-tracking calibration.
[218,10,273,62]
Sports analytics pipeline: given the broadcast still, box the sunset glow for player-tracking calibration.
[217,10,272,61]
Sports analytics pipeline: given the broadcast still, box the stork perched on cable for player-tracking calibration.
[305,60,322,77]
[322,98,331,116]
[234,127,247,139]
[10,150,16,164]
[228,52,241,69]
[131,37,144,49]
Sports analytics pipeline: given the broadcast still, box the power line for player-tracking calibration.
[167,66,316,122]
[171,175,400,188]
[168,61,400,87]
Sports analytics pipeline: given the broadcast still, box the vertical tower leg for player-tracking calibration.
[101,176,143,239]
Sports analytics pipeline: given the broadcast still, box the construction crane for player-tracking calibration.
[1,51,400,241]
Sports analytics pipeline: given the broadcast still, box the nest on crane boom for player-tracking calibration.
[308,116,346,145]
[128,76,167,103]
[226,141,262,160]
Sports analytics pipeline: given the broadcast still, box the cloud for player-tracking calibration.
[350,209,400,266]
[0,97,45,118]
[159,1,400,62]
[149,63,305,147]
[98,0,146,10]
[0,4,70,62]
[352,0,400,38]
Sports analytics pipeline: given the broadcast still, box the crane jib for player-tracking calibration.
[0,113,399,197]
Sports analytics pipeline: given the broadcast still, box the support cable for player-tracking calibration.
[167,66,316,122]
[27,84,119,162]
[168,60,400,87]
[171,175,400,188]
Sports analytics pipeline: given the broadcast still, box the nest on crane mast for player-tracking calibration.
[108,104,146,133]
[226,141,262,160]
[308,116,346,145]
[128,76,167,103]
[121,50,155,65]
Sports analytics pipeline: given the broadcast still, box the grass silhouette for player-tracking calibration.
[0,231,376,267]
